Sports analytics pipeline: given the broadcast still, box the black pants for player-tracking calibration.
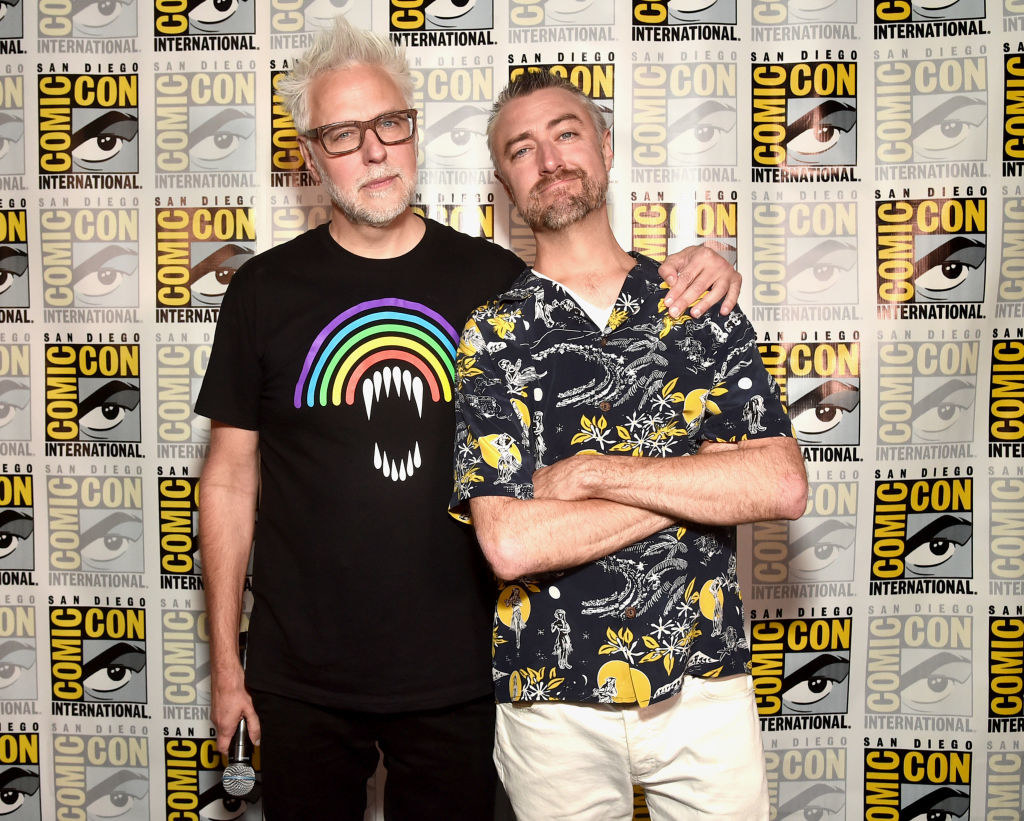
[251,690,498,820]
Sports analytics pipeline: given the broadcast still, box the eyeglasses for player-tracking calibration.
[302,109,418,156]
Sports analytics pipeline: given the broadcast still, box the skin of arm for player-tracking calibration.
[198,421,262,754]
[658,244,741,319]
[472,437,806,580]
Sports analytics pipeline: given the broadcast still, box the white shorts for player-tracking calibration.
[494,674,769,821]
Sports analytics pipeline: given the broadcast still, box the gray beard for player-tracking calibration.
[517,171,608,232]
[311,151,414,227]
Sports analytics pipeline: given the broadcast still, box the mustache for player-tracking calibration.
[530,169,586,199]
[360,166,405,186]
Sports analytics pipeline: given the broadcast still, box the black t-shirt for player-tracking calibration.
[195,217,523,711]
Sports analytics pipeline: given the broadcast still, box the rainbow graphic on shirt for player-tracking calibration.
[293,299,461,481]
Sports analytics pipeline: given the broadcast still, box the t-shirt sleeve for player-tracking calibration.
[449,309,536,522]
[696,307,795,443]
[194,266,263,430]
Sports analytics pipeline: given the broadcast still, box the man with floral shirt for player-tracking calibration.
[450,71,808,820]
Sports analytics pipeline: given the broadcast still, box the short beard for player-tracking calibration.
[516,169,608,232]
[310,151,415,227]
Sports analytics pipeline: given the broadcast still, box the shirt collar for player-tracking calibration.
[496,252,661,308]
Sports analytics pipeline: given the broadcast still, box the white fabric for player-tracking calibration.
[494,674,769,821]
[532,269,615,330]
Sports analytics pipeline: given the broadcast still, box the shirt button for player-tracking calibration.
[599,401,612,412]
[625,607,637,619]
[600,336,608,346]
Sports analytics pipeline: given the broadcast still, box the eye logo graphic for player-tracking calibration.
[0,733,40,821]
[753,0,857,25]
[154,0,255,37]
[423,103,490,169]
[874,0,985,23]
[750,618,852,728]
[294,299,460,483]
[0,0,23,39]
[0,606,36,702]
[0,208,28,309]
[0,76,25,176]
[270,0,369,34]
[512,0,614,27]
[391,0,495,31]
[39,0,138,38]
[0,473,33,573]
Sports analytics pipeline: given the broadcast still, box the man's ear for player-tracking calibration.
[297,138,322,185]
[602,128,613,171]
[494,169,514,205]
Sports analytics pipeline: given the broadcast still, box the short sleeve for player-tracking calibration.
[449,311,536,521]
[194,266,263,430]
[696,308,794,443]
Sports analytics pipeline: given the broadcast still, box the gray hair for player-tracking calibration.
[276,15,413,133]
[487,70,609,168]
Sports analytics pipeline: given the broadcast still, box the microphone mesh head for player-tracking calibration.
[222,762,256,797]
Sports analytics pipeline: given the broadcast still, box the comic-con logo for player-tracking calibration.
[870,475,975,595]
[989,474,1024,595]
[511,0,614,29]
[988,612,1023,733]
[165,737,262,820]
[751,57,857,183]
[0,342,30,441]
[390,0,495,39]
[158,474,203,584]
[0,208,28,310]
[49,605,148,712]
[153,0,256,46]
[751,199,858,318]
[37,72,140,185]
[631,199,737,266]
[874,0,986,25]
[875,196,986,318]
[39,0,137,37]
[0,605,36,701]
[753,0,857,26]
[765,745,846,821]
[156,341,210,447]
[758,339,861,461]
[0,472,33,577]
[863,747,971,821]
[876,337,979,456]
[52,732,148,820]
[751,478,857,595]
[269,67,313,188]
[988,333,1024,458]
[161,606,211,713]
[154,205,255,319]
[44,342,141,451]
[750,616,852,730]
[865,610,973,724]
[0,732,40,821]
[875,54,987,174]
[632,59,738,176]
[999,194,1024,315]
[411,65,494,173]
[0,76,25,177]
[47,474,143,576]
[412,203,495,238]
[154,69,256,181]
[40,206,139,310]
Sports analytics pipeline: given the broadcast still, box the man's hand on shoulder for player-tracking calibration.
[659,244,741,319]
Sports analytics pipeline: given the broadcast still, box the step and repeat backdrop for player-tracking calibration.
[0,1,1023,819]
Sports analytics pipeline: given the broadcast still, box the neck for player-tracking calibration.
[328,207,424,259]
[532,211,632,306]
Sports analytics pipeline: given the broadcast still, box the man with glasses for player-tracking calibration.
[196,16,743,819]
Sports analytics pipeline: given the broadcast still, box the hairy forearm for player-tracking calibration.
[470,495,674,580]
[564,439,807,525]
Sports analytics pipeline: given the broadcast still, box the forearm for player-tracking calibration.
[570,439,807,525]
[470,495,674,579]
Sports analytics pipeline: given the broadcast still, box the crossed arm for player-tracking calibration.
[469,436,807,581]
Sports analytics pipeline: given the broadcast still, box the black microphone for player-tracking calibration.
[221,632,256,798]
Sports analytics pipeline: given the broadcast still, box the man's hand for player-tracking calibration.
[211,663,261,755]
[533,453,601,502]
[659,243,741,319]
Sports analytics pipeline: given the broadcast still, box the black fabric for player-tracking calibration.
[196,217,522,711]
[251,689,498,820]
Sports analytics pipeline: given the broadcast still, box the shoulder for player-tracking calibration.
[226,224,325,295]
[426,219,524,281]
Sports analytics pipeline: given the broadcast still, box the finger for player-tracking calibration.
[246,705,262,745]
[720,278,741,314]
